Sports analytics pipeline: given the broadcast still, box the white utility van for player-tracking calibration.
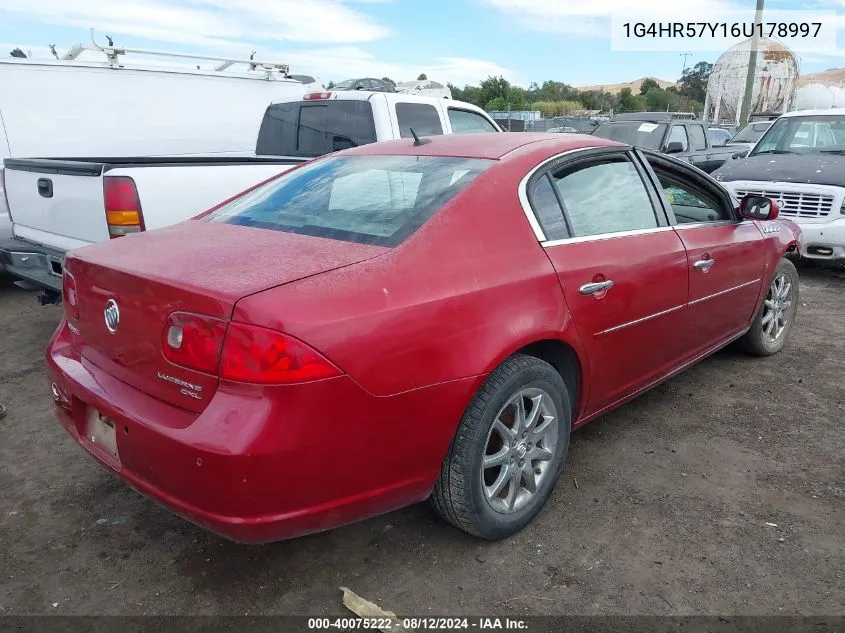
[0,32,316,273]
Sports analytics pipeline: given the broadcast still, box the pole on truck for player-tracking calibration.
[739,0,765,127]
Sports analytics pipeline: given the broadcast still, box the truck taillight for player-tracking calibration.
[103,176,145,238]
[304,91,332,100]
[162,312,227,375]
[62,271,79,320]
[220,322,341,384]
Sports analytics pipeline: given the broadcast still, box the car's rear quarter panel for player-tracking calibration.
[232,151,584,400]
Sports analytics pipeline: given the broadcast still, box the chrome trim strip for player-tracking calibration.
[517,147,598,242]
[596,304,685,336]
[674,220,737,230]
[688,279,759,306]
[542,226,674,247]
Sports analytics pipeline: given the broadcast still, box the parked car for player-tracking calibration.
[548,117,598,134]
[1,91,501,303]
[708,127,733,146]
[725,120,775,153]
[0,41,312,277]
[713,108,845,267]
[333,77,395,92]
[47,132,800,544]
[395,79,452,99]
[592,113,738,173]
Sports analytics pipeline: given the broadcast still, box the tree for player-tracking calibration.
[618,87,645,112]
[639,78,660,95]
[9,47,27,58]
[479,75,512,108]
[644,87,671,111]
[417,73,427,80]
[381,77,395,85]
[677,61,713,103]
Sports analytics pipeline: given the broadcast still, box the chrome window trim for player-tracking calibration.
[688,279,760,306]
[517,147,599,242]
[673,220,738,230]
[541,226,674,248]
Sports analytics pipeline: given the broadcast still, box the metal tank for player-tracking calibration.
[704,37,799,125]
[795,83,845,110]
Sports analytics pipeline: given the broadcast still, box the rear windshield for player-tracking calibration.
[203,155,494,247]
[731,122,772,143]
[256,101,377,157]
[592,121,667,150]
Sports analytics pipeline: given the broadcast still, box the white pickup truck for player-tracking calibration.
[1,91,501,302]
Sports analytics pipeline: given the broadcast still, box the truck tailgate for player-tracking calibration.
[3,157,303,254]
[4,159,109,251]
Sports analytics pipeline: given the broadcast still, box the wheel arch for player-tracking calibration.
[477,333,588,424]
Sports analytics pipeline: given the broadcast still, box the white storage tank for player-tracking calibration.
[704,37,799,125]
[795,83,845,110]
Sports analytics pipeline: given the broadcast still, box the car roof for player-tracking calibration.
[780,108,844,118]
[335,132,624,160]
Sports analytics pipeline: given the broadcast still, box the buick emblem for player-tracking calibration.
[104,299,120,334]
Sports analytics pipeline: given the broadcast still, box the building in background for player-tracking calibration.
[704,37,799,125]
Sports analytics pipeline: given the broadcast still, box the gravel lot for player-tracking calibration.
[1,265,843,617]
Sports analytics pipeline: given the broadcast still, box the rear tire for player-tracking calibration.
[431,354,571,539]
[741,257,799,356]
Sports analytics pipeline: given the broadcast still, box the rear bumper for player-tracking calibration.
[0,237,65,292]
[46,321,476,543]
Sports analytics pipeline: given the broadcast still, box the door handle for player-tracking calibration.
[579,280,613,295]
[694,258,715,271]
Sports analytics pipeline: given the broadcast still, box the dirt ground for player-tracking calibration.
[0,265,843,618]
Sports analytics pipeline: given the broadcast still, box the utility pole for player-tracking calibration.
[680,52,692,75]
[739,0,765,126]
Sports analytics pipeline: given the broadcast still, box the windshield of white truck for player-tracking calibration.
[256,101,378,157]
[592,122,667,150]
[202,155,494,247]
[751,115,845,156]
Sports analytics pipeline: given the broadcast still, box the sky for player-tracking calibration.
[2,0,845,89]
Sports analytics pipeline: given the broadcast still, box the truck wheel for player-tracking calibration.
[741,258,800,356]
[431,354,570,539]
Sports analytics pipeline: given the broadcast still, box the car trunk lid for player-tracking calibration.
[64,221,387,413]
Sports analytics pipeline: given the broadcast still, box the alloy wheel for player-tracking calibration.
[762,273,793,342]
[481,388,558,514]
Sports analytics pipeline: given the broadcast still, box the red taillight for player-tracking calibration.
[304,91,332,100]
[103,176,145,238]
[62,271,79,320]
[220,322,341,384]
[162,312,227,375]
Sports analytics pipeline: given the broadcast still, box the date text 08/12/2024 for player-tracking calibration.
[307,617,528,630]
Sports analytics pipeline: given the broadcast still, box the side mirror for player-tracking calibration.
[665,141,685,154]
[739,194,779,221]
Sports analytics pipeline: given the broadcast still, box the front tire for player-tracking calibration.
[741,257,800,356]
[431,354,571,539]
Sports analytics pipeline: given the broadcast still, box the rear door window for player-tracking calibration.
[689,125,708,151]
[448,109,499,133]
[551,158,658,238]
[395,103,444,138]
[203,155,493,247]
[256,101,377,157]
[667,125,689,151]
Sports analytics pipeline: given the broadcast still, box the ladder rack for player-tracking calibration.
[60,29,290,78]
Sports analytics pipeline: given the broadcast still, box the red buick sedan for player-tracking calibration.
[47,132,801,543]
